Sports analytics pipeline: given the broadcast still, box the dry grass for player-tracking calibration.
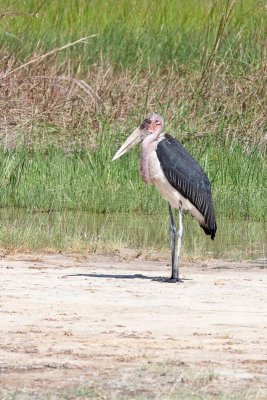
[0,0,265,149]
[1,362,266,399]
[0,56,266,149]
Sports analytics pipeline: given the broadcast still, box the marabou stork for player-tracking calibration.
[112,113,217,282]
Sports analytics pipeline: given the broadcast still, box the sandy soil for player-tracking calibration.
[0,252,266,398]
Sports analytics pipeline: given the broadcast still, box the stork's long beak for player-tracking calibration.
[112,128,142,161]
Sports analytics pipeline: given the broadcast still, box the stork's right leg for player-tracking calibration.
[168,204,177,281]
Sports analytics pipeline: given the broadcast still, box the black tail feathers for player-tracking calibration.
[200,221,217,240]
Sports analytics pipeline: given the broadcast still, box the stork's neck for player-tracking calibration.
[140,130,162,184]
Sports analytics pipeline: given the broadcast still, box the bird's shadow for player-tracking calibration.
[63,273,189,283]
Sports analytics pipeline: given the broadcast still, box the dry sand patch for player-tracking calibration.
[0,253,266,398]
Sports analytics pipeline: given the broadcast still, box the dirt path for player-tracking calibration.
[0,253,266,398]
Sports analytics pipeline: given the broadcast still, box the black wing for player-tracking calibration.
[156,134,217,239]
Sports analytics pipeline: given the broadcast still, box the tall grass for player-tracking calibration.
[0,0,265,69]
[0,0,265,140]
[0,136,265,221]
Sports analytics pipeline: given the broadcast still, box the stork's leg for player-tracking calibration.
[168,204,176,279]
[174,206,183,282]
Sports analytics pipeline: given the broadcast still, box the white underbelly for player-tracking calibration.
[148,150,204,224]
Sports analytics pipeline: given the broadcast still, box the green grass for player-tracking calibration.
[0,0,265,70]
[0,136,265,220]
[0,129,265,256]
[0,208,265,259]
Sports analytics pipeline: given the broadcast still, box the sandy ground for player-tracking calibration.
[0,252,266,398]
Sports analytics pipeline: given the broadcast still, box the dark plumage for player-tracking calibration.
[156,134,217,239]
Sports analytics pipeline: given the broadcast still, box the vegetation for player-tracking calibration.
[0,140,265,220]
[0,362,265,399]
[0,0,265,69]
[0,0,266,252]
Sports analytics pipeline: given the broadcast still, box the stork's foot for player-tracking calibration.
[163,277,183,283]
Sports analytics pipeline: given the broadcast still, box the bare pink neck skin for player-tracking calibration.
[140,130,161,184]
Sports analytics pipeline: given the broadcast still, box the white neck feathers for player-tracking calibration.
[140,131,163,183]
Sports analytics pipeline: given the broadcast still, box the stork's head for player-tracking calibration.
[140,113,164,133]
[112,113,164,161]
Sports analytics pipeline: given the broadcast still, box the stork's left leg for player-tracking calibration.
[174,206,183,282]
[168,204,182,283]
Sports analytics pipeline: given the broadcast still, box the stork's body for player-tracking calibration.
[113,114,217,282]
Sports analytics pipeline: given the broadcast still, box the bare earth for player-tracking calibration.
[0,252,266,399]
